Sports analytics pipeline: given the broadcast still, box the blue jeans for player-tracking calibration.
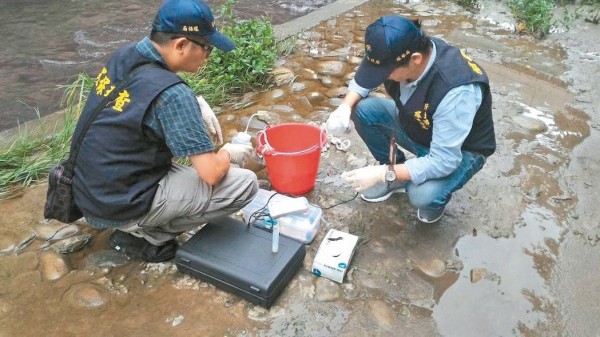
[351,97,486,211]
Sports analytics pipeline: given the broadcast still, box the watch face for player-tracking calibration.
[386,169,395,182]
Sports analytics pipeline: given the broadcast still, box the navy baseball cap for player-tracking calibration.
[355,16,423,88]
[152,0,235,52]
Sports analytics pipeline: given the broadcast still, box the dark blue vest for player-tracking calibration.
[384,37,496,156]
[72,43,183,221]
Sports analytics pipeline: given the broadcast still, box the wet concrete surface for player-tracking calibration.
[1,0,599,336]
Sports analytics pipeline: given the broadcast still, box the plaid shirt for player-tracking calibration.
[137,37,215,157]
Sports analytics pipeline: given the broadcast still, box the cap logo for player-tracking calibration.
[396,50,411,62]
[182,25,200,32]
[365,45,382,65]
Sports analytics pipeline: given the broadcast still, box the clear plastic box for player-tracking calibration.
[242,188,322,244]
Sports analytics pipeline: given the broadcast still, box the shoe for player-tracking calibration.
[417,206,446,223]
[108,230,177,263]
[360,180,406,203]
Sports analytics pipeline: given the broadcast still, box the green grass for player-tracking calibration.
[509,0,556,37]
[0,74,89,199]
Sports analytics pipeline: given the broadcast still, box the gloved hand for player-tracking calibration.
[325,104,352,136]
[197,95,223,145]
[222,143,253,166]
[341,165,386,192]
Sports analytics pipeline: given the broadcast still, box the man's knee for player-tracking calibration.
[406,182,446,209]
[236,169,259,206]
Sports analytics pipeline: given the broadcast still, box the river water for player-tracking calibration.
[0,0,334,132]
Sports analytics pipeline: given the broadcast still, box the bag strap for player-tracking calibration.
[64,62,161,174]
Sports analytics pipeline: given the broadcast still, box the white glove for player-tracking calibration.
[222,143,253,166]
[325,104,352,136]
[197,95,223,145]
[341,165,386,192]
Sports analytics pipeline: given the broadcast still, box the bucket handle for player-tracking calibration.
[256,126,327,157]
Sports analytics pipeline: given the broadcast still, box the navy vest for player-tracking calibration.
[72,43,183,221]
[384,37,496,156]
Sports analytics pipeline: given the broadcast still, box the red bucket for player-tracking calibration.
[256,123,327,195]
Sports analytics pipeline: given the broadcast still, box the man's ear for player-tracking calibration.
[410,52,423,65]
[171,37,188,53]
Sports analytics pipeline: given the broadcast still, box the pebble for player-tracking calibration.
[291,82,306,92]
[49,234,92,254]
[421,19,440,27]
[320,76,333,87]
[512,115,548,133]
[460,21,474,29]
[86,250,130,268]
[270,89,285,101]
[64,283,110,309]
[272,104,295,113]
[39,250,70,281]
[306,91,325,104]
[34,221,80,241]
[470,267,488,283]
[298,68,318,80]
[315,61,345,77]
[418,259,447,278]
[368,300,396,330]
[270,67,295,86]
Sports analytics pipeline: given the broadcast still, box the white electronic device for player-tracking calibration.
[267,196,309,219]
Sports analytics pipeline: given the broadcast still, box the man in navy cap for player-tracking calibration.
[71,0,258,262]
[326,15,495,223]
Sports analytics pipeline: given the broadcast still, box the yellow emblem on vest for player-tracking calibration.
[460,50,482,75]
[414,103,431,130]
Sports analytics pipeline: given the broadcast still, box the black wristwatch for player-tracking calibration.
[385,164,396,182]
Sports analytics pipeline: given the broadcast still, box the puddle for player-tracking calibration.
[433,205,565,336]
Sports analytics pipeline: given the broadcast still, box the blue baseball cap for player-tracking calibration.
[355,16,423,88]
[152,0,235,52]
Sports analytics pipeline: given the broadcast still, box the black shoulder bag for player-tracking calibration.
[44,63,158,223]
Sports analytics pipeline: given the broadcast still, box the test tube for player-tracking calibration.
[272,222,279,253]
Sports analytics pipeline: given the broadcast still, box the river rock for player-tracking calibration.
[272,104,295,114]
[417,258,447,278]
[39,250,70,281]
[291,82,306,92]
[86,250,130,268]
[368,300,396,330]
[306,91,325,104]
[49,234,92,254]
[271,67,295,86]
[512,115,548,133]
[269,89,285,101]
[320,76,334,88]
[315,61,344,77]
[34,221,80,241]
[297,68,318,80]
[64,283,110,309]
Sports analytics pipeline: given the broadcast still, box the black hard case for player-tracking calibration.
[175,216,305,308]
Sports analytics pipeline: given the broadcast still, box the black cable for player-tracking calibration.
[314,192,359,210]
[246,192,280,228]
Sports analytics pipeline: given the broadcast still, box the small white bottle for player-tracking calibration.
[231,131,252,146]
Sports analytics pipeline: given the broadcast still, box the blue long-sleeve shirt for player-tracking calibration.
[348,41,483,185]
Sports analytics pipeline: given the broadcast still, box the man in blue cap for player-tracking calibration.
[71,0,258,262]
[326,15,495,223]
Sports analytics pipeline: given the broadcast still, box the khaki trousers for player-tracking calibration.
[119,163,258,245]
